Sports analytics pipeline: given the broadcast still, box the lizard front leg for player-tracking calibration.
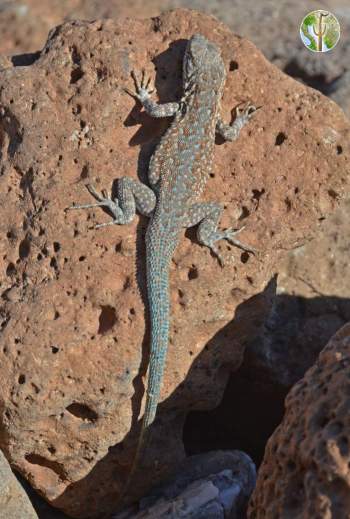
[183,202,255,266]
[125,70,181,187]
[125,70,180,118]
[67,177,156,228]
[216,103,258,142]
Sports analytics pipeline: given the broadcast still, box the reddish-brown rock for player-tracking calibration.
[0,0,161,55]
[248,323,350,519]
[0,8,349,518]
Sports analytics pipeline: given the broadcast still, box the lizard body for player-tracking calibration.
[70,33,257,487]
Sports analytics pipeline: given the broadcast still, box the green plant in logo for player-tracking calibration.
[300,10,340,52]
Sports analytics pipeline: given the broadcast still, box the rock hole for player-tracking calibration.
[19,238,30,259]
[294,187,299,194]
[239,206,250,220]
[18,374,26,384]
[50,257,58,269]
[6,230,16,240]
[81,164,89,179]
[66,403,98,422]
[6,263,16,276]
[338,436,349,456]
[53,242,60,252]
[70,45,81,65]
[24,453,66,479]
[229,60,238,71]
[188,266,199,280]
[79,256,86,262]
[252,188,265,202]
[275,132,287,146]
[72,104,82,115]
[31,383,40,394]
[98,305,117,334]
[241,252,250,263]
[123,277,131,290]
[336,145,343,155]
[11,52,41,67]
[51,346,59,354]
[328,189,339,199]
[70,68,84,84]
[285,197,292,211]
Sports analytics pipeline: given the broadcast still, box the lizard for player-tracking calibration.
[69,33,258,487]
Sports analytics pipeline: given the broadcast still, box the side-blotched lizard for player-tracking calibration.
[69,33,258,487]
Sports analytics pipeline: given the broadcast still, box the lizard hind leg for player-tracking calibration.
[183,202,255,266]
[67,177,156,228]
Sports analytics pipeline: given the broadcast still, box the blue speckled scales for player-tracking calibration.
[69,34,257,486]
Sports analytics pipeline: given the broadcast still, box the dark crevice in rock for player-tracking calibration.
[98,305,117,334]
[11,52,41,67]
[0,108,23,157]
[25,454,67,480]
[66,402,98,422]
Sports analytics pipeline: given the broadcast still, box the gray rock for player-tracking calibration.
[114,450,256,518]
[0,449,38,519]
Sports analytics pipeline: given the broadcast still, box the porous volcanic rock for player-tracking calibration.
[248,323,350,519]
[0,8,349,518]
[0,0,162,55]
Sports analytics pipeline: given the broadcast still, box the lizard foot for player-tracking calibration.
[234,103,259,124]
[207,226,256,267]
[67,184,124,228]
[124,69,155,103]
[221,226,257,255]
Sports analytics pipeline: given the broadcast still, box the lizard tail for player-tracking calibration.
[122,239,172,496]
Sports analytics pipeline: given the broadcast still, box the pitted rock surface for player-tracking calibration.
[248,323,350,519]
[0,8,350,518]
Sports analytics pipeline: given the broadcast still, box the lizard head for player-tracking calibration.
[183,34,226,94]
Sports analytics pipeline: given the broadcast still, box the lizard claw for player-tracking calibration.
[66,184,124,227]
[235,103,259,120]
[125,69,155,102]
[223,226,257,255]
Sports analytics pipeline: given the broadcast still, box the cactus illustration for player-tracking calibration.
[300,10,340,52]
[313,11,329,51]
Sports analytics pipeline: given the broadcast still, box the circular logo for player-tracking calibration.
[300,10,340,52]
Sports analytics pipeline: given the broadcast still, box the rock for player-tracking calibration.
[1,1,350,120]
[188,202,350,469]
[0,0,161,55]
[114,450,256,518]
[248,323,350,519]
[269,197,350,387]
[0,8,349,518]
[0,448,39,519]
[329,70,350,119]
